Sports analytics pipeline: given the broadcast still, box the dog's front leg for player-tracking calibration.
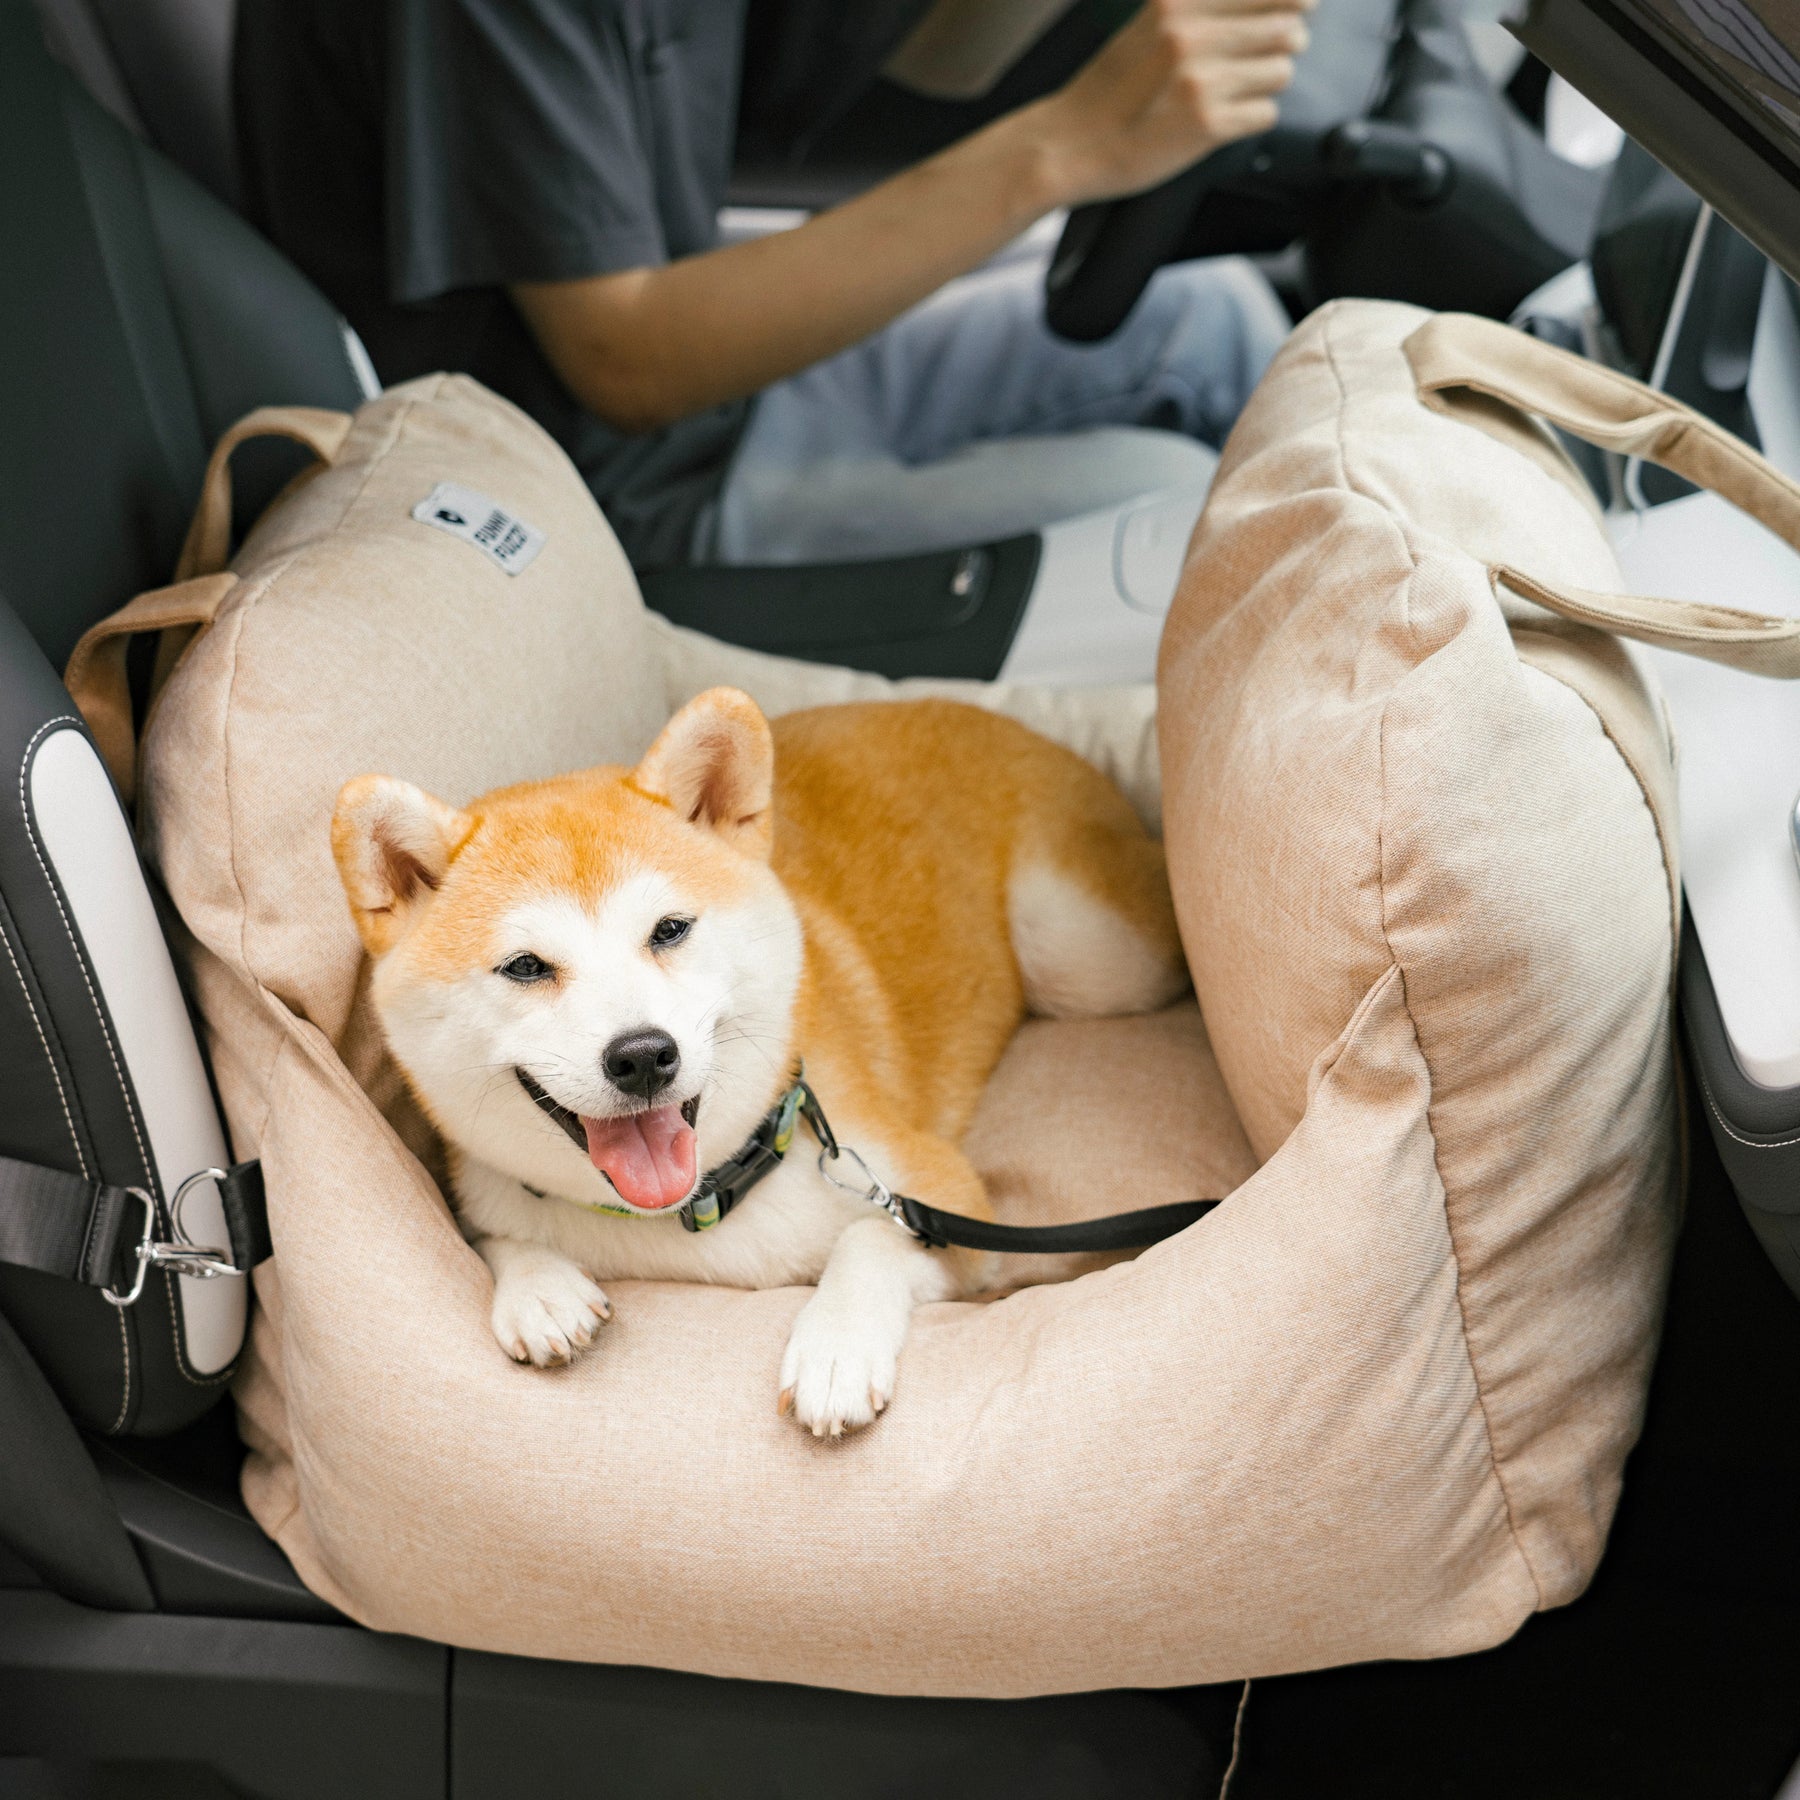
[477,1235,613,1368]
[778,1217,961,1437]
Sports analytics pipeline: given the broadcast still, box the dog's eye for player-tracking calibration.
[648,916,692,950]
[497,952,554,984]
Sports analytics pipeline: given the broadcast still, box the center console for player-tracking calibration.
[641,484,1203,688]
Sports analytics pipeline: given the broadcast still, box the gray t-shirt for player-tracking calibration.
[237,0,752,567]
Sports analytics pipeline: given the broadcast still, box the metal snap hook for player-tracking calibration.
[102,1171,243,1307]
[817,1143,918,1234]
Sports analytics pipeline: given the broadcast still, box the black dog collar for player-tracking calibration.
[515,1065,829,1231]
[680,1073,835,1232]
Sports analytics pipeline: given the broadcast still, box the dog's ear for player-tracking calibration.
[331,776,475,955]
[632,687,774,860]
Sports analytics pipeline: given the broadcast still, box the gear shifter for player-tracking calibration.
[1318,120,1454,204]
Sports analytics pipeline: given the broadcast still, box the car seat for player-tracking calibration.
[32,0,240,207]
[0,5,1235,1790]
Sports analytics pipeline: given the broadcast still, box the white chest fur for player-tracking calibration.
[453,1138,885,1290]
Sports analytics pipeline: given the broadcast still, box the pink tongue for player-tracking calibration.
[581,1105,696,1210]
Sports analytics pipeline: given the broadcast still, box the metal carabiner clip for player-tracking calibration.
[102,1170,243,1308]
[816,1142,919,1237]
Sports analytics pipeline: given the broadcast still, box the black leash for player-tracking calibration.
[893,1194,1220,1253]
[793,1078,1220,1254]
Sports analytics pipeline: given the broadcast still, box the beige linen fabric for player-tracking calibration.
[233,966,1533,1690]
[117,334,1685,1692]
[964,1003,1258,1293]
[1160,299,1683,1613]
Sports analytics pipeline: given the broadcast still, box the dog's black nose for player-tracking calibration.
[603,1028,680,1101]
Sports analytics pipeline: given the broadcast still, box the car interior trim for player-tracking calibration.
[28,725,243,1372]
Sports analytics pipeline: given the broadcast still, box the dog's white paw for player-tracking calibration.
[777,1295,900,1438]
[491,1259,612,1368]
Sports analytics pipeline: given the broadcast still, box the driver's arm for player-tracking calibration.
[511,0,1310,435]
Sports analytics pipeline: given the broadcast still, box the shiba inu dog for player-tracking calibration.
[331,689,1186,1436]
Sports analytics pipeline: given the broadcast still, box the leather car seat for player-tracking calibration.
[0,8,1233,1789]
[31,0,241,206]
[0,0,370,1455]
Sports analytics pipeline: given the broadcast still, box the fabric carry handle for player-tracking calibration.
[175,405,353,581]
[1405,314,1800,678]
[63,406,353,802]
[64,573,236,804]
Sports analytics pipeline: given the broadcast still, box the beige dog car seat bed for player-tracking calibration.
[72,296,1800,1696]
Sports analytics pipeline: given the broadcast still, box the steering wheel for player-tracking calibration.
[1043,0,1400,343]
[1045,162,1222,343]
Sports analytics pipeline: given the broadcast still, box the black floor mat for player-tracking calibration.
[1232,1570,1800,1799]
[1234,1083,1800,1800]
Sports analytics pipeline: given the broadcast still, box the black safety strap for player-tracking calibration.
[0,1151,269,1293]
[0,1153,142,1289]
[219,1162,272,1270]
[893,1194,1221,1254]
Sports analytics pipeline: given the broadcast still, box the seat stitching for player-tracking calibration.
[0,910,86,1176]
[1,771,126,1422]
[110,1302,131,1433]
[21,718,155,1183]
[21,718,213,1386]
[1379,710,1547,1612]
[1693,1057,1800,1150]
[1321,307,1548,1612]
[159,1267,235,1388]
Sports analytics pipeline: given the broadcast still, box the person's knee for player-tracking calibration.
[1122,257,1288,444]
[1145,257,1288,356]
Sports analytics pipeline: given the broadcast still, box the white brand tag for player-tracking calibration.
[411,482,546,575]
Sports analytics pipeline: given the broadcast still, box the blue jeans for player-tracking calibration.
[700,252,1288,564]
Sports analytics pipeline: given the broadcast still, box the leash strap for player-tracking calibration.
[801,1083,1222,1255]
[681,1077,1220,1252]
[893,1194,1220,1253]
[0,1151,268,1304]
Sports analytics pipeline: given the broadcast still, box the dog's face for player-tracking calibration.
[331,689,803,1214]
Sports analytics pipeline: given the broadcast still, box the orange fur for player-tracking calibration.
[331,689,1187,1430]
[338,698,1180,1187]
[773,698,1178,1142]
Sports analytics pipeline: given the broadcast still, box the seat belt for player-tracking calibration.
[0,1151,269,1307]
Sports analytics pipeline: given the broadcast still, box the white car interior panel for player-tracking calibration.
[29,727,244,1372]
[1542,72,1625,168]
[995,486,1207,685]
[1613,267,1800,1088]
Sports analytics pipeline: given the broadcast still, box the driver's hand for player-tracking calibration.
[1039,0,1314,207]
